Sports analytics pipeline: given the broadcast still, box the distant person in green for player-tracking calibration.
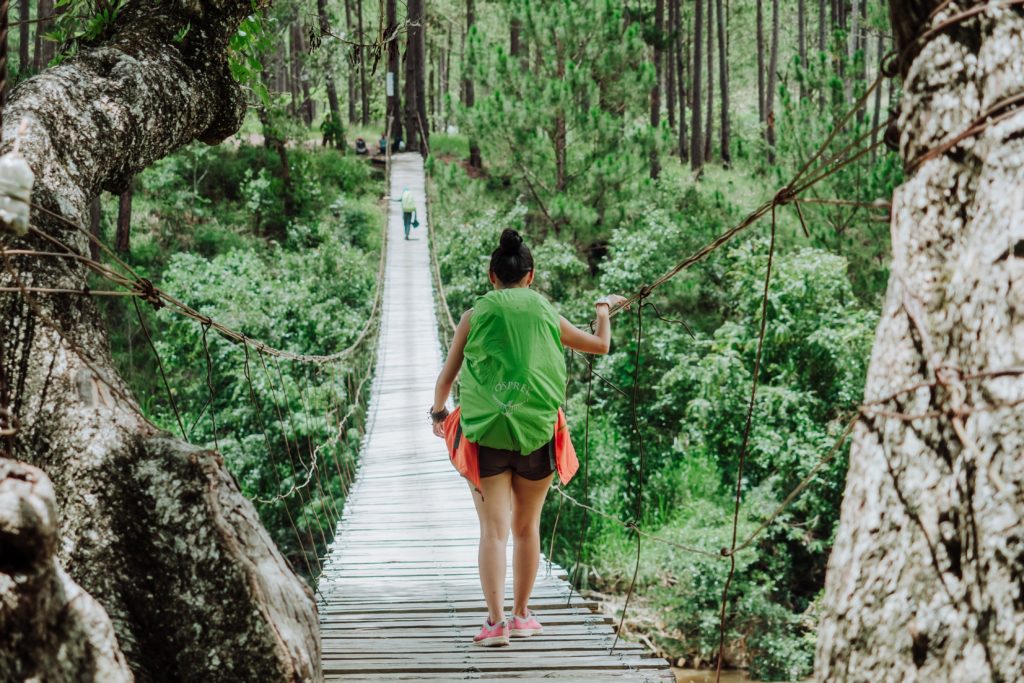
[400,188,416,240]
[430,229,626,647]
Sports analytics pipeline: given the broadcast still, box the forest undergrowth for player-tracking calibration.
[94,140,387,576]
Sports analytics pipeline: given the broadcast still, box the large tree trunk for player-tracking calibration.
[676,0,687,158]
[756,0,765,123]
[510,18,520,56]
[816,2,1024,681]
[0,459,133,682]
[292,22,314,126]
[845,0,861,106]
[650,0,663,179]
[415,3,429,154]
[357,0,369,126]
[344,0,357,124]
[666,0,677,132]
[18,0,29,72]
[798,0,806,101]
[870,30,884,161]
[318,0,345,150]
[115,186,132,254]
[404,0,425,153]
[444,28,452,129]
[848,0,860,64]
[764,0,779,164]
[33,0,51,71]
[386,0,403,146]
[287,23,301,117]
[465,0,482,169]
[715,0,729,165]
[704,0,713,162]
[0,1,320,680]
[690,0,703,171]
[88,196,102,261]
[428,43,436,131]
[818,0,827,112]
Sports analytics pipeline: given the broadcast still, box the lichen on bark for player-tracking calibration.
[0,458,133,683]
[815,2,1024,681]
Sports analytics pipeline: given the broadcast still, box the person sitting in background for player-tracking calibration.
[354,137,368,155]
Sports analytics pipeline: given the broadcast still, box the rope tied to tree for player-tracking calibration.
[771,184,797,207]
[133,277,165,310]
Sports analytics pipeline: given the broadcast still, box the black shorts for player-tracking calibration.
[479,439,555,480]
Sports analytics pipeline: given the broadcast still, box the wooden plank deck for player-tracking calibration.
[317,153,674,682]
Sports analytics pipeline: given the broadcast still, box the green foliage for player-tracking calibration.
[229,14,273,106]
[428,133,471,160]
[98,141,385,575]
[744,598,815,681]
[777,29,904,302]
[461,0,665,245]
[45,0,127,65]
[429,140,880,672]
[541,239,873,680]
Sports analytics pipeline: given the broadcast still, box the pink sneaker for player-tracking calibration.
[509,609,543,638]
[473,618,509,647]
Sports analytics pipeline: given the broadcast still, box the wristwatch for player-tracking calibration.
[595,296,611,308]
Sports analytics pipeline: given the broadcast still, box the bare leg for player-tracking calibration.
[510,472,554,618]
[470,472,512,624]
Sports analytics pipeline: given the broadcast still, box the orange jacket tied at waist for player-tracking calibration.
[442,406,579,492]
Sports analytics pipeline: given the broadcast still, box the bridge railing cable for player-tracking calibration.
[5,1,1019,667]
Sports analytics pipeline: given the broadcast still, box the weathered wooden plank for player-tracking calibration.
[318,604,601,616]
[326,674,675,682]
[321,656,668,673]
[321,640,646,653]
[319,632,624,643]
[319,617,613,631]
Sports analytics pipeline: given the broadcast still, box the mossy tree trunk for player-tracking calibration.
[816,2,1024,681]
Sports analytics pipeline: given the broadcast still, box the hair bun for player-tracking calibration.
[499,229,523,253]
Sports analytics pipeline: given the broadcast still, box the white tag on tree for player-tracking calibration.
[0,151,34,237]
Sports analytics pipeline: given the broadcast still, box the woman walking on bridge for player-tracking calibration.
[430,229,625,647]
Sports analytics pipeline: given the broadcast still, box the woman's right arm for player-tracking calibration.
[559,295,628,355]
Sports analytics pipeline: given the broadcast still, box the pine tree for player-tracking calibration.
[465,0,482,169]
[387,0,403,146]
[715,0,729,165]
[651,0,664,178]
[690,0,703,170]
[765,0,780,163]
[463,0,651,240]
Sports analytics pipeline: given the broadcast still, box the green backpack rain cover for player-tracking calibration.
[459,288,567,454]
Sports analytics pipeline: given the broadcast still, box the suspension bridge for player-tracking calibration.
[2,72,925,678]
[314,153,674,681]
